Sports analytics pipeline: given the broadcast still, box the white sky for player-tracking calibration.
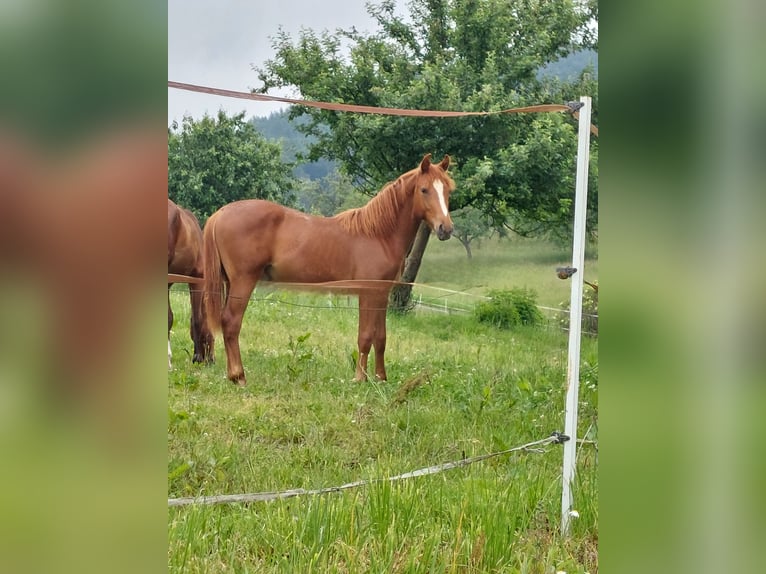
[168,0,387,124]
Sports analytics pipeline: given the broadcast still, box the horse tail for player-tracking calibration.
[202,211,226,335]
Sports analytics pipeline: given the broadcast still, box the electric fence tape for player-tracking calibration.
[169,431,569,507]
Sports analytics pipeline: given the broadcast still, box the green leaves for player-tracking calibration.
[168,110,297,221]
[255,0,597,239]
[286,332,316,384]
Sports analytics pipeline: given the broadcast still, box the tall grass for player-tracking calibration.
[168,238,598,573]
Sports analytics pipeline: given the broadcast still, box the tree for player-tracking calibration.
[255,0,598,309]
[452,206,494,259]
[168,110,296,222]
[294,170,368,216]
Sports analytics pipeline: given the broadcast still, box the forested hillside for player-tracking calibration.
[539,48,598,80]
[250,114,336,180]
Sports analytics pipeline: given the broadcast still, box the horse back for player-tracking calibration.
[213,199,402,284]
[168,200,204,277]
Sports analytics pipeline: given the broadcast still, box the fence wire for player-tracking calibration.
[169,282,598,336]
[168,432,569,507]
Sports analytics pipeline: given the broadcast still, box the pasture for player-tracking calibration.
[168,236,598,573]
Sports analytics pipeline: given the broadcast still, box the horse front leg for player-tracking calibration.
[356,292,389,381]
[355,296,374,381]
[354,308,372,382]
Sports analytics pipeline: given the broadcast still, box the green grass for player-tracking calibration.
[413,235,598,313]
[168,238,598,573]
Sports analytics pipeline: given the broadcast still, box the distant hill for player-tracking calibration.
[538,49,598,81]
[250,113,337,180]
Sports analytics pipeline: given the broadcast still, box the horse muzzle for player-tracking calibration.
[435,222,453,241]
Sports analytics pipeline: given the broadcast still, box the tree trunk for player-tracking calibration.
[459,237,473,259]
[389,221,432,312]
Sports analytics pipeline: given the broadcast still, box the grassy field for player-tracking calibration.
[412,235,598,315]
[168,236,598,573]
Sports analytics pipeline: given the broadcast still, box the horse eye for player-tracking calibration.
[420,187,428,194]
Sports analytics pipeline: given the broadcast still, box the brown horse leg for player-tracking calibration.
[356,292,389,381]
[368,291,389,380]
[168,286,174,334]
[189,283,214,364]
[371,306,388,381]
[168,287,174,369]
[221,275,257,386]
[355,295,374,381]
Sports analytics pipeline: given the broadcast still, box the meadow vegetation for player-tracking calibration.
[168,236,598,573]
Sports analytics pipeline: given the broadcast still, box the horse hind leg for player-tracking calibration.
[168,288,174,370]
[168,288,174,333]
[221,275,258,385]
[189,282,214,364]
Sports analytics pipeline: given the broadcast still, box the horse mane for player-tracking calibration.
[333,170,415,237]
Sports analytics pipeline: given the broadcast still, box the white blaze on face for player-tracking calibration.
[432,179,449,217]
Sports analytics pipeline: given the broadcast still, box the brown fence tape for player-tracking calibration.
[168,80,575,118]
[168,273,204,284]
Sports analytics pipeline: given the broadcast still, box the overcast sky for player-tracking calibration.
[168,0,390,124]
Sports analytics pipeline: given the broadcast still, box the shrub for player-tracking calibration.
[559,281,598,336]
[475,288,543,329]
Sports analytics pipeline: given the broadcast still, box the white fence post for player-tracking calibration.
[561,96,592,535]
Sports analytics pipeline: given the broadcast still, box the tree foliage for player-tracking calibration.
[256,0,597,235]
[168,110,296,222]
[254,0,598,308]
[451,206,495,259]
[294,170,368,216]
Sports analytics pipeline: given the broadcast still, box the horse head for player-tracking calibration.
[414,153,454,241]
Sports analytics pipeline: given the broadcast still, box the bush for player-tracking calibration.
[559,281,598,336]
[475,288,544,329]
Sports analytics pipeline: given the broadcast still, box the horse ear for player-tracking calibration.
[420,153,433,173]
[439,155,450,170]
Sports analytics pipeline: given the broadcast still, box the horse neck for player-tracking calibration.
[369,174,422,256]
[337,172,421,253]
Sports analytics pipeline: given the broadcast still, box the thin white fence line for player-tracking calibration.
[168,432,569,508]
[169,289,598,335]
[171,288,596,318]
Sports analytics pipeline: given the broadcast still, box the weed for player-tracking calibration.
[285,331,315,384]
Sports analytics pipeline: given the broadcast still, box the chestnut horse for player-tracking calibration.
[203,153,455,385]
[168,199,213,368]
